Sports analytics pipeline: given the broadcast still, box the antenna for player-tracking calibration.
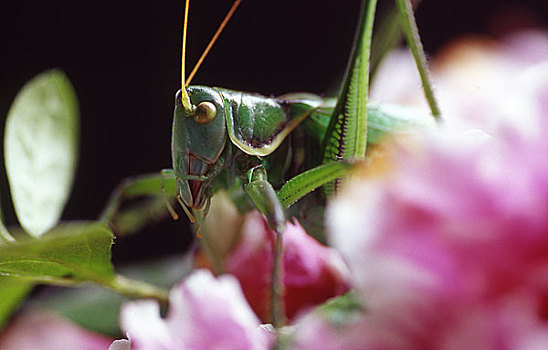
[186,0,242,86]
[180,0,193,113]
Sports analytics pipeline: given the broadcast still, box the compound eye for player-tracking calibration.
[193,101,217,124]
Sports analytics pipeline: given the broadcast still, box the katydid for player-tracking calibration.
[166,0,438,234]
[101,0,439,326]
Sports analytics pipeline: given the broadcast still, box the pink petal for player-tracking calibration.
[226,211,351,321]
[119,269,271,350]
[0,311,112,350]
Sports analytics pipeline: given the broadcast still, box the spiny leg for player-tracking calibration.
[370,0,423,75]
[321,0,378,195]
[395,0,441,119]
[278,160,355,209]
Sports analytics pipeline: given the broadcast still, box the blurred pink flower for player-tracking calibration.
[371,30,548,135]
[109,339,131,350]
[115,269,271,350]
[292,60,548,349]
[0,311,112,350]
[225,211,351,322]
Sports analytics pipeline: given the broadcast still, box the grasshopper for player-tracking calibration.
[102,0,439,326]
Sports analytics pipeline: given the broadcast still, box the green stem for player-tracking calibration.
[4,274,169,303]
[104,275,169,303]
[395,0,441,120]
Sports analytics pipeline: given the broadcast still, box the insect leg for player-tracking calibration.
[160,169,180,220]
[100,171,177,231]
[243,165,286,327]
[395,0,441,119]
[277,160,355,209]
[321,0,378,195]
[244,165,285,234]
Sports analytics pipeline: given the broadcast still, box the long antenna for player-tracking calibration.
[180,0,193,113]
[186,0,242,86]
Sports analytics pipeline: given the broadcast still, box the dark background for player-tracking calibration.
[1,0,547,262]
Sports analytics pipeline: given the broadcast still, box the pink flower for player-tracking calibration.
[224,211,351,322]
[115,269,271,350]
[109,339,131,350]
[0,311,112,350]
[371,30,548,135]
[292,61,548,349]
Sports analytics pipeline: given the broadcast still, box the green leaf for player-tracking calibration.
[0,221,114,283]
[29,255,191,336]
[0,277,33,330]
[4,70,79,237]
[31,285,126,337]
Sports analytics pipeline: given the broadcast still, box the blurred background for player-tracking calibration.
[0,0,547,263]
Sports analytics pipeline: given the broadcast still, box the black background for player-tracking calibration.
[1,0,547,262]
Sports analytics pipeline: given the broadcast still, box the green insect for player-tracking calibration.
[168,0,438,232]
[102,0,440,326]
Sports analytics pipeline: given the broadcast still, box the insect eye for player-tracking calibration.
[193,101,217,124]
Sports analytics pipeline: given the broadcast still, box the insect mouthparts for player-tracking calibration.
[177,196,196,223]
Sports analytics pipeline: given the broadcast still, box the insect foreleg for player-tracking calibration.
[179,159,224,182]
[100,171,177,230]
[160,169,180,220]
[244,165,285,234]
[243,164,286,327]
